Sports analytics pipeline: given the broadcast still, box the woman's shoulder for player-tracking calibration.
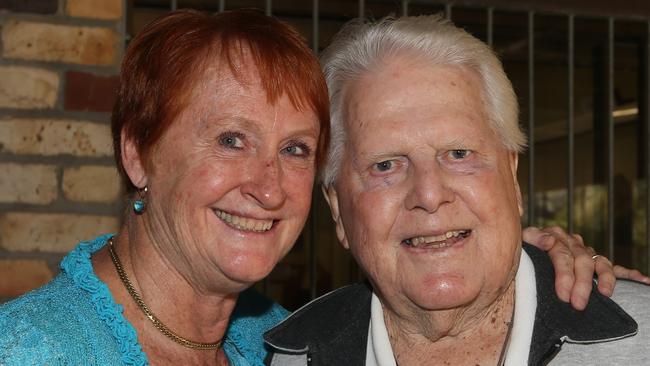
[0,234,143,365]
[223,289,289,366]
[233,288,289,321]
[228,288,288,341]
[0,274,124,364]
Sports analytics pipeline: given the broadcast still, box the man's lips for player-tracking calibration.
[214,209,274,232]
[403,229,472,248]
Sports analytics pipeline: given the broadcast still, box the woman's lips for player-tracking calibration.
[403,229,472,249]
[214,209,274,232]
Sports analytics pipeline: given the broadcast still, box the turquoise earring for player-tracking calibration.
[133,186,148,214]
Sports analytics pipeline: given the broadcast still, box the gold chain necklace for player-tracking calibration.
[108,237,222,350]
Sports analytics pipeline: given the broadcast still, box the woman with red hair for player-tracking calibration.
[0,9,328,365]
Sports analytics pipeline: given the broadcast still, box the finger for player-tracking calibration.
[542,227,596,309]
[613,265,650,285]
[544,234,574,303]
[583,245,596,257]
[569,249,596,310]
[595,256,616,297]
[522,227,554,250]
[572,233,584,243]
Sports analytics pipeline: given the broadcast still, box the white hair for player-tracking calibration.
[320,14,527,186]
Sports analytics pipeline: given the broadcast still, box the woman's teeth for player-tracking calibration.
[404,230,471,247]
[214,210,273,232]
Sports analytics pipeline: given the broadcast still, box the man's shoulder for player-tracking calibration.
[611,279,650,331]
[264,283,372,362]
[263,283,372,366]
[552,280,650,365]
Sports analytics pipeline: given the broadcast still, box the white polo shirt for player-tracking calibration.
[365,251,538,366]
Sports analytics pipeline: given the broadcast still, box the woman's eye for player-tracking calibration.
[449,149,471,159]
[374,160,393,172]
[284,145,303,156]
[218,132,244,148]
[282,141,311,158]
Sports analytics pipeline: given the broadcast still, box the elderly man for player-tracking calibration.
[264,15,650,365]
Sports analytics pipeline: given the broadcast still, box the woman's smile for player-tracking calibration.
[214,209,275,232]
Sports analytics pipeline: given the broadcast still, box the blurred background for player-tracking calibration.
[1,0,649,309]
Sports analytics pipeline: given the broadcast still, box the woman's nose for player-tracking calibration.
[241,158,287,210]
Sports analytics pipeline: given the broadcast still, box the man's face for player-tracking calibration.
[325,56,523,315]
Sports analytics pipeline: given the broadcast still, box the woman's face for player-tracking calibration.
[140,61,319,292]
[326,57,522,316]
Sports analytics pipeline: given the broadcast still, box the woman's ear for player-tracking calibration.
[121,129,148,189]
[322,184,350,250]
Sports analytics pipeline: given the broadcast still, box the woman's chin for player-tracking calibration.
[221,258,276,286]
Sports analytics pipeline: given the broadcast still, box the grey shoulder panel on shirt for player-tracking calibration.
[268,352,309,366]
[551,280,650,365]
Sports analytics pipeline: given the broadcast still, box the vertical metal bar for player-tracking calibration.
[219,0,225,12]
[568,15,575,233]
[487,7,494,48]
[312,0,319,55]
[646,20,650,274]
[265,0,272,16]
[402,0,408,17]
[309,0,319,300]
[528,11,536,226]
[359,0,365,18]
[607,18,615,260]
[120,0,127,56]
[170,0,177,11]
[445,3,452,20]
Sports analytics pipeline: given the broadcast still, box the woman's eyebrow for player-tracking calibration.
[196,114,262,135]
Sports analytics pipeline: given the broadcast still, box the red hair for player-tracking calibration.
[112,9,329,193]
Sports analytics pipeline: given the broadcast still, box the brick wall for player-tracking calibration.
[0,0,125,302]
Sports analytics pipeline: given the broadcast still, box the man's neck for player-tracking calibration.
[385,281,516,365]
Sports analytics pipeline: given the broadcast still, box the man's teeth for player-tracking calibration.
[214,210,273,232]
[405,230,470,247]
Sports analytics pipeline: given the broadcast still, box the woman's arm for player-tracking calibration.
[524,226,650,311]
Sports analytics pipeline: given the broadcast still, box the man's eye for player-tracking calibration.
[218,132,244,148]
[449,149,471,159]
[374,160,393,172]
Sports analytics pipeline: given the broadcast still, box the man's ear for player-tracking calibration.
[121,129,148,189]
[509,151,523,217]
[321,184,350,250]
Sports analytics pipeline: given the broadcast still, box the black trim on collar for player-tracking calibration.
[264,282,372,365]
[524,244,638,365]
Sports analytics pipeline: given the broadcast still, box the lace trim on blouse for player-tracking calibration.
[60,234,148,366]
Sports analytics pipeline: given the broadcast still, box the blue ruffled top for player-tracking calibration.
[0,234,288,365]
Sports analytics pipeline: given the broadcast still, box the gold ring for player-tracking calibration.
[592,254,601,261]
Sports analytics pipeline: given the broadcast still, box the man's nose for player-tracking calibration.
[404,165,454,213]
[241,157,287,210]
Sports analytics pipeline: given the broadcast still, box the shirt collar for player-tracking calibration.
[366,250,536,366]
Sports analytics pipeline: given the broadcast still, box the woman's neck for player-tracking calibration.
[93,227,238,364]
[385,281,516,366]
